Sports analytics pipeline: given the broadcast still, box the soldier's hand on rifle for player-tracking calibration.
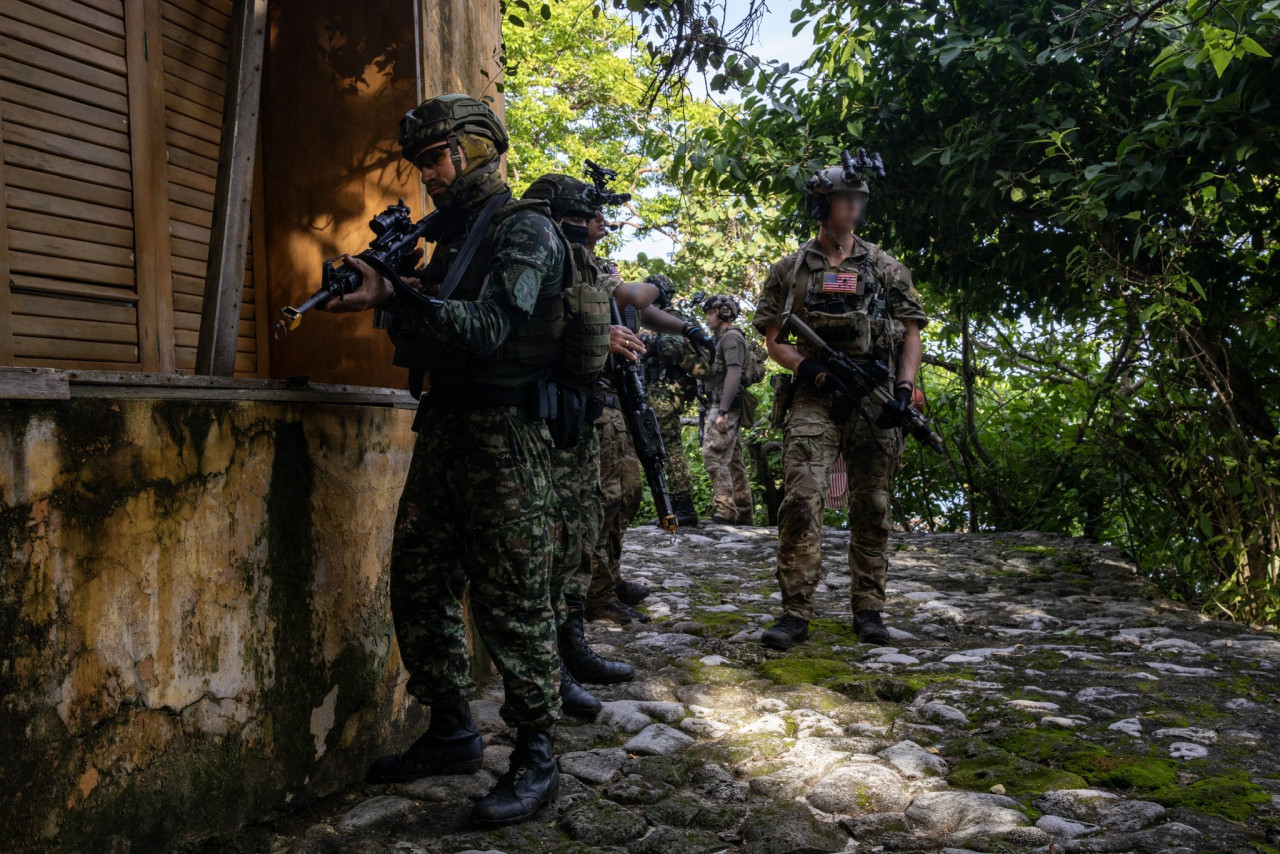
[796,358,849,398]
[875,382,916,428]
[684,323,714,361]
[324,252,418,313]
[610,325,646,361]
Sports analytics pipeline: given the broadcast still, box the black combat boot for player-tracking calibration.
[673,496,699,528]
[560,609,634,684]
[616,579,650,605]
[587,599,650,625]
[559,661,602,718]
[760,614,810,651]
[367,699,483,783]
[853,610,892,644]
[472,727,560,827]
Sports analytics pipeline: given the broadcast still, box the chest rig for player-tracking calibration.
[785,239,902,363]
[395,198,568,384]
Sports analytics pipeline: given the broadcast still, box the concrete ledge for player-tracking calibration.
[0,367,418,407]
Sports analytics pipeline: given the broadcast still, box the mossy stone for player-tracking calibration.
[758,657,854,685]
[1151,772,1271,823]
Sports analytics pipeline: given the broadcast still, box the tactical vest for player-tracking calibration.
[782,238,906,365]
[391,198,568,390]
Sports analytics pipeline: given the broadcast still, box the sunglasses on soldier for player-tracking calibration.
[408,142,451,170]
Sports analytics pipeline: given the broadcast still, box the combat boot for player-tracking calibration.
[760,614,810,651]
[853,610,892,644]
[559,661,602,718]
[560,609,634,684]
[367,699,483,783]
[587,599,650,625]
[472,727,560,826]
[673,497,699,528]
[616,579,650,605]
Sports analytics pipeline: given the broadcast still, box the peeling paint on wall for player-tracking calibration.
[0,398,429,852]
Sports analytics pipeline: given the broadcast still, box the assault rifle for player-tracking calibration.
[275,200,439,338]
[611,299,679,533]
[780,312,945,454]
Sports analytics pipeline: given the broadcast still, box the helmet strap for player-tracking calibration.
[446,131,465,177]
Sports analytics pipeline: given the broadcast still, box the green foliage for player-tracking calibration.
[674,0,1280,625]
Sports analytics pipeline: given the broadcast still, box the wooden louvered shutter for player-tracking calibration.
[160,0,262,375]
[0,0,266,375]
[0,0,143,368]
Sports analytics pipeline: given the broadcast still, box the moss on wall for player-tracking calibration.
[0,397,425,852]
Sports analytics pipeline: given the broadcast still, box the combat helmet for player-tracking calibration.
[702,294,739,322]
[645,273,676,310]
[400,94,509,209]
[805,148,885,220]
[522,173,600,220]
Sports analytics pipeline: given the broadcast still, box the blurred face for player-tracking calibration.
[587,209,608,244]
[704,308,724,331]
[411,141,463,199]
[825,192,865,232]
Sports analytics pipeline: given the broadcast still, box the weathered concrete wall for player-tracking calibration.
[0,396,424,851]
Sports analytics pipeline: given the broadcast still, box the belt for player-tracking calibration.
[600,394,620,410]
[425,383,533,411]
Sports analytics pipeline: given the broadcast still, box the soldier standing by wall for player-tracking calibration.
[520,174,647,716]
[640,274,711,528]
[324,95,564,826]
[751,152,927,650]
[701,295,756,525]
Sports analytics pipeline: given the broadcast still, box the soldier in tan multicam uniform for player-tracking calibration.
[701,295,756,525]
[752,156,928,650]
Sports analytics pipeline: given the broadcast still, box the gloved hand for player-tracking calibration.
[684,324,715,360]
[875,382,915,428]
[796,358,848,397]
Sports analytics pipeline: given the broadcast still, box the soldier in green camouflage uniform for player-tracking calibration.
[751,156,927,651]
[521,174,638,716]
[640,274,710,527]
[325,95,562,827]
[583,238,710,624]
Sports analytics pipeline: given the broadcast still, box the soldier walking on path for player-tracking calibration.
[751,151,928,650]
[701,295,756,525]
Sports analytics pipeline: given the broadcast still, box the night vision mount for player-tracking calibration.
[842,147,885,183]
[583,159,632,207]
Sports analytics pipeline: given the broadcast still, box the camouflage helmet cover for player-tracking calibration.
[521,173,600,219]
[399,94,509,162]
[804,165,869,198]
[702,294,739,321]
[645,273,676,308]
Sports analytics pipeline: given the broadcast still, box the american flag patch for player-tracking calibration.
[820,271,862,295]
[826,456,849,509]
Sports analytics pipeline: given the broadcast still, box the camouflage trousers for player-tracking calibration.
[587,406,643,609]
[390,406,560,729]
[701,409,754,523]
[549,426,602,624]
[775,386,903,619]
[650,385,694,503]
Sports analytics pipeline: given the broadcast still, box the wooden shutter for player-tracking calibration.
[160,0,259,375]
[0,0,142,368]
[0,0,265,375]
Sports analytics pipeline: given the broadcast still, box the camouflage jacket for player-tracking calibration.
[752,235,926,367]
[641,308,702,399]
[390,183,567,389]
